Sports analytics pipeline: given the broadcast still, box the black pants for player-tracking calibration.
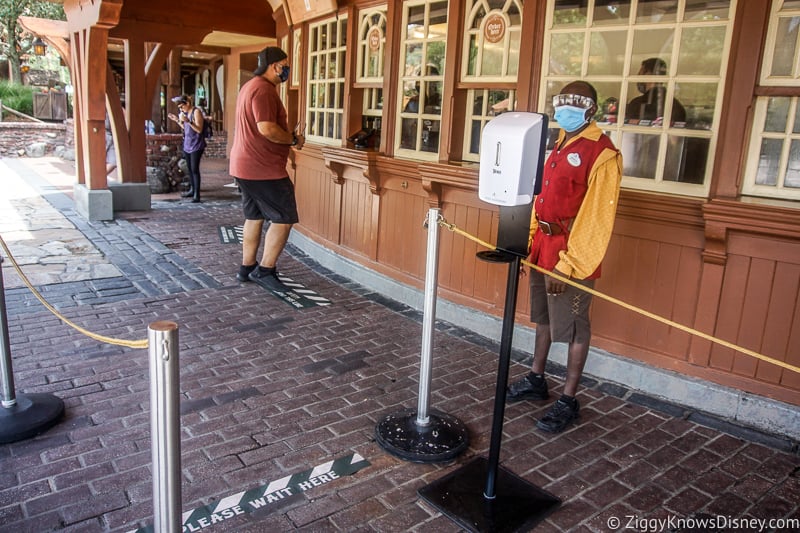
[184,148,204,200]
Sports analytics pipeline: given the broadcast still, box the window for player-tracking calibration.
[396,0,448,160]
[461,0,523,162]
[540,0,736,196]
[743,0,800,201]
[280,35,289,103]
[291,28,302,88]
[356,7,387,139]
[307,15,348,144]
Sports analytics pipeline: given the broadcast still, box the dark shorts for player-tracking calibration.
[530,269,594,344]
[235,177,299,224]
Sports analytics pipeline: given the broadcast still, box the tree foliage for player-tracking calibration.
[0,0,65,83]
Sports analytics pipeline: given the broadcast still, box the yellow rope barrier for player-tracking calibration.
[437,218,800,376]
[0,236,148,350]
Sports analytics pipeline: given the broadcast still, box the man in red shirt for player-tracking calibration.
[507,81,622,433]
[230,46,305,291]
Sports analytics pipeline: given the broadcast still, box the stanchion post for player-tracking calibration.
[0,257,17,407]
[374,209,469,463]
[148,321,182,533]
[0,256,64,443]
[415,208,441,426]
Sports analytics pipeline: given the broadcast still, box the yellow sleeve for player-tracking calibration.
[555,147,622,279]
[528,209,539,253]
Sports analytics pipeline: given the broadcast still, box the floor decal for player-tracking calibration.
[131,453,370,533]
[271,274,333,308]
[218,225,243,244]
[220,225,332,307]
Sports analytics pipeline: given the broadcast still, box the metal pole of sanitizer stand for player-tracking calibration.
[375,208,469,463]
[148,321,182,533]
[0,255,64,444]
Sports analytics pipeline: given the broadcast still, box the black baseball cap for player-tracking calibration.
[254,46,288,76]
[171,94,189,105]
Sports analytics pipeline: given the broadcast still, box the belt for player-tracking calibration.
[537,219,570,236]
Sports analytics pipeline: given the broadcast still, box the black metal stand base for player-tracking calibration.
[0,393,64,444]
[418,456,560,533]
[375,408,469,463]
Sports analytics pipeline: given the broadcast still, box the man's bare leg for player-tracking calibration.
[259,222,293,268]
[242,219,265,266]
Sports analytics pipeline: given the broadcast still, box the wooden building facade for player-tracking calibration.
[57,0,800,411]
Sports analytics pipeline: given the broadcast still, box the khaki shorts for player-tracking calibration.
[530,269,594,344]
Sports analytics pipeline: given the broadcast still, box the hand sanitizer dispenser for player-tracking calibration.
[479,112,548,207]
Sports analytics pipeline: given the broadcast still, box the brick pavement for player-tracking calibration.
[0,157,798,532]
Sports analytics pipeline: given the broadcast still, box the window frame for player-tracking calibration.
[538,0,737,198]
[305,15,349,146]
[394,0,449,161]
[742,0,800,200]
[459,0,524,162]
[355,6,388,138]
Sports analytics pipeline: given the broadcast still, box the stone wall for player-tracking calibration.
[204,132,227,159]
[145,132,227,191]
[0,122,67,157]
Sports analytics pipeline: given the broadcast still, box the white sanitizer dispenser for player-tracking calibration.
[478,112,548,207]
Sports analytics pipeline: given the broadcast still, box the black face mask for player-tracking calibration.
[278,65,290,83]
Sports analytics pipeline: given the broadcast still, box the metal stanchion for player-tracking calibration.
[375,208,469,463]
[148,321,182,533]
[0,256,64,443]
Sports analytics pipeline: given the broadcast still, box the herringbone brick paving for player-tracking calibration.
[0,158,798,532]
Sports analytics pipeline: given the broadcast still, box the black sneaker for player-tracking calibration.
[236,263,258,282]
[536,397,579,433]
[248,267,285,292]
[506,373,549,403]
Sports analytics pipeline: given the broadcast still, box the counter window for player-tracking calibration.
[355,7,387,144]
[743,0,800,201]
[460,0,523,162]
[307,15,348,144]
[395,0,448,160]
[541,0,735,196]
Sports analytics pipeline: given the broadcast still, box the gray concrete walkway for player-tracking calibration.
[0,157,798,532]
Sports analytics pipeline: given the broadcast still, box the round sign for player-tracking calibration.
[484,13,506,44]
[369,27,382,52]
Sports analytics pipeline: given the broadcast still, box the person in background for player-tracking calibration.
[506,81,622,433]
[168,94,205,203]
[625,57,686,126]
[229,46,305,291]
[104,116,116,176]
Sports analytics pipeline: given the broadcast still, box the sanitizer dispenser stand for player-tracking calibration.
[419,112,561,532]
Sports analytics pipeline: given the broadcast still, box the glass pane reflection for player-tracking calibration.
[756,138,782,186]
[622,132,660,179]
[787,140,800,188]
[664,136,708,184]
[766,97,790,133]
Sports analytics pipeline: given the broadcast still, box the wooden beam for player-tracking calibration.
[119,0,276,38]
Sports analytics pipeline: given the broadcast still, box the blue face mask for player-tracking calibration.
[554,105,589,132]
[278,65,290,83]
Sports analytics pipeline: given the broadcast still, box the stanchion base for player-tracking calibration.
[375,408,469,463]
[418,456,561,533]
[0,393,64,444]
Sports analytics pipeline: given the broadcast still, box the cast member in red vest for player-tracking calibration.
[507,81,622,433]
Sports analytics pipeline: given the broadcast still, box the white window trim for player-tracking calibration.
[356,7,388,85]
[394,0,448,161]
[760,1,800,86]
[306,15,348,146]
[539,0,737,198]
